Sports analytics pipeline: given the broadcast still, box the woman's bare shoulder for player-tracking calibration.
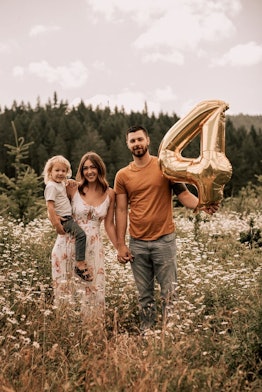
[108,187,116,199]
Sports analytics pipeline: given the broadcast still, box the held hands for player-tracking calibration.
[117,244,134,264]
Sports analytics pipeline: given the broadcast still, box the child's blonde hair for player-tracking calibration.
[43,155,72,184]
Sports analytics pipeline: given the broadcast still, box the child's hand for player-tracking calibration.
[54,222,66,235]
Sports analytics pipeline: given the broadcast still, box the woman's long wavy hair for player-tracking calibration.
[76,152,109,194]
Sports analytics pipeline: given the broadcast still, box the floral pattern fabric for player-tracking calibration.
[51,190,110,317]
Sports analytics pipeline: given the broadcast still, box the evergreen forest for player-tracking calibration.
[0,94,261,197]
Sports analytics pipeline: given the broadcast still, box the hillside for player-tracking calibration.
[227,114,262,131]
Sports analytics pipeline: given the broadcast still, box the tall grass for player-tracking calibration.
[0,205,261,391]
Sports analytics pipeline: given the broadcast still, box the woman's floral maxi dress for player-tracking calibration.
[51,190,110,317]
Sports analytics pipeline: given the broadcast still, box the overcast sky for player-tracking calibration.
[0,0,261,117]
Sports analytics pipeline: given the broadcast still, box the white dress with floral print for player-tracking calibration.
[51,190,110,317]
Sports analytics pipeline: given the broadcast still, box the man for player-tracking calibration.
[114,125,217,333]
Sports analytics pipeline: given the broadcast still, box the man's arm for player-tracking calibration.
[115,193,133,263]
[177,189,199,209]
[178,189,219,215]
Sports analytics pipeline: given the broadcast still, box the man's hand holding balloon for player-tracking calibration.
[158,99,232,212]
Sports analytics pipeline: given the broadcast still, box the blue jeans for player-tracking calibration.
[129,233,177,330]
[61,216,86,261]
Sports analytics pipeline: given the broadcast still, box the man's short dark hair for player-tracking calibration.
[126,125,148,137]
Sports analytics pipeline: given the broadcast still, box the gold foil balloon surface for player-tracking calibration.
[158,100,232,208]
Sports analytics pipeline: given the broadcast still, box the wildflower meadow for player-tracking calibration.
[0,201,261,391]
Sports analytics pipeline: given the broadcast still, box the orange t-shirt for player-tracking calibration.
[114,156,175,240]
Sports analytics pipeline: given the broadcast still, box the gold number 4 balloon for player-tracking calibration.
[158,100,232,209]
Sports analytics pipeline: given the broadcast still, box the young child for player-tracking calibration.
[43,155,92,282]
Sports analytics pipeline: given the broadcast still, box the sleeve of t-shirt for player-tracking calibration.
[44,183,57,201]
[171,182,188,196]
[114,171,127,194]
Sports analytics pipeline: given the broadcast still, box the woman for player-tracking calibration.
[51,152,117,318]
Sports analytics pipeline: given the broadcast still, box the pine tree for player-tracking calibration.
[0,122,45,223]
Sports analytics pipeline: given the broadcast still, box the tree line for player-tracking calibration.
[0,93,261,198]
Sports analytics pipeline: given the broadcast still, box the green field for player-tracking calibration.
[0,204,261,391]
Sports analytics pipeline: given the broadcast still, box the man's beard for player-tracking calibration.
[132,146,148,157]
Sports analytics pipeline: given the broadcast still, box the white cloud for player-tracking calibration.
[211,42,262,67]
[29,25,61,37]
[70,86,178,114]
[92,60,110,74]
[13,61,89,89]
[70,90,162,113]
[179,99,202,118]
[88,91,149,112]
[85,0,241,24]
[0,42,10,53]
[142,50,184,65]
[86,0,239,58]
[133,3,237,55]
[13,66,25,77]
[85,0,164,24]
[153,86,177,102]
